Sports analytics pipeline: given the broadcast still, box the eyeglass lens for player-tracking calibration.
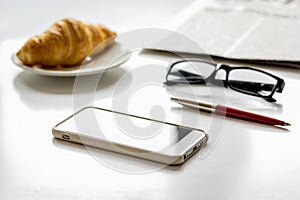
[167,61,215,83]
[228,69,277,97]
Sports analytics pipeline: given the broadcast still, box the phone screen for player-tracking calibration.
[55,107,194,152]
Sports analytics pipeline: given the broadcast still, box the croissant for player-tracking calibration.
[16,18,116,67]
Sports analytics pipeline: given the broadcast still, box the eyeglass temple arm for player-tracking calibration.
[170,70,203,78]
[169,70,282,93]
[226,80,281,93]
[176,71,279,92]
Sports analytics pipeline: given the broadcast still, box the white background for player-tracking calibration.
[1,0,300,199]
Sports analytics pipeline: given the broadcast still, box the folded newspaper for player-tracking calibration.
[154,0,300,68]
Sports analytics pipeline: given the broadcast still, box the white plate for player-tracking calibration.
[11,43,131,77]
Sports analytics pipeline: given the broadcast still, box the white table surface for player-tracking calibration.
[1,1,300,199]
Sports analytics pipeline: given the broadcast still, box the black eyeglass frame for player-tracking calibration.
[165,59,285,102]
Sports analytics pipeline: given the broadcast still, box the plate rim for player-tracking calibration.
[11,51,130,77]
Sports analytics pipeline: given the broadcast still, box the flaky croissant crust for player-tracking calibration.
[17,18,116,67]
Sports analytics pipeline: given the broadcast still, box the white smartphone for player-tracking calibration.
[52,107,207,165]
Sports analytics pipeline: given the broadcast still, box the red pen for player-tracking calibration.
[171,97,291,126]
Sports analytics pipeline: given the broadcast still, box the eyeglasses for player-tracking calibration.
[165,59,285,102]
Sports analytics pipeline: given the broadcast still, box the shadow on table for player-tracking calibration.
[166,83,283,115]
[13,67,131,110]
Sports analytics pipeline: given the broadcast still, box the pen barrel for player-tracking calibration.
[215,105,285,126]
